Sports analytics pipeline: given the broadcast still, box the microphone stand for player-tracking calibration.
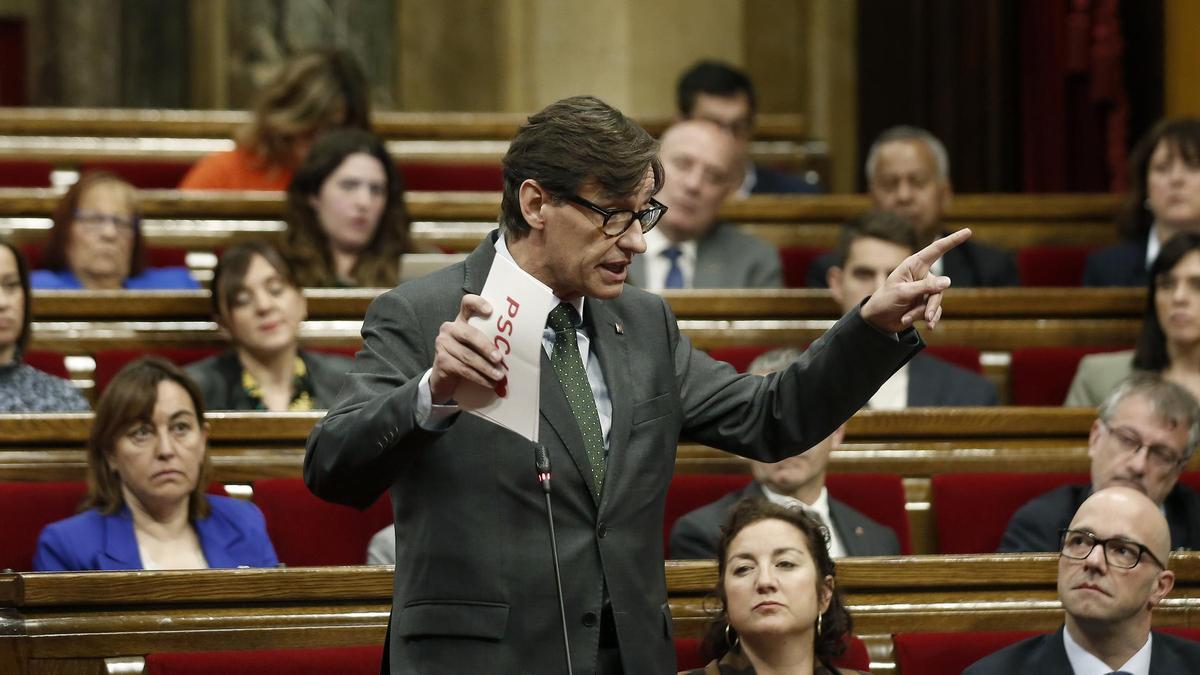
[534,443,574,675]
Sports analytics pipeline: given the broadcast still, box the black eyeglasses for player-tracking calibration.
[563,194,667,237]
[1059,528,1166,569]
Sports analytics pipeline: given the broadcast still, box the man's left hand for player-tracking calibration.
[861,228,972,333]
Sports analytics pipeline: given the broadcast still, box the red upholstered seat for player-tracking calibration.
[22,243,190,271]
[81,160,193,189]
[893,631,1039,675]
[1178,472,1200,494]
[924,345,983,374]
[0,480,86,571]
[0,160,54,187]
[24,349,70,379]
[779,246,830,289]
[674,635,869,671]
[705,346,783,373]
[1160,626,1200,642]
[252,478,393,566]
[1009,345,1131,406]
[93,348,219,396]
[144,646,382,675]
[932,472,1088,553]
[665,474,754,553]
[1017,245,1098,287]
[398,162,503,191]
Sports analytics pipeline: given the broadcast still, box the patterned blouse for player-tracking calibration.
[240,356,315,411]
[0,355,89,412]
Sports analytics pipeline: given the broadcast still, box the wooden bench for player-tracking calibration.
[0,189,1124,251]
[3,554,1198,674]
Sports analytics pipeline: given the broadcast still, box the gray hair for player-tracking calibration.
[747,347,805,375]
[864,125,950,183]
[1098,373,1200,460]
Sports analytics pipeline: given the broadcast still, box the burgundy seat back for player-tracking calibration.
[1017,245,1098,287]
[674,635,869,672]
[665,474,754,554]
[24,349,70,379]
[398,161,503,191]
[80,160,193,189]
[0,160,53,187]
[93,348,218,395]
[705,346,783,373]
[932,472,1088,553]
[144,646,382,675]
[252,478,393,566]
[0,480,87,571]
[924,345,983,374]
[779,246,830,289]
[893,631,1039,675]
[1009,346,1131,406]
[1178,472,1200,494]
[827,473,911,554]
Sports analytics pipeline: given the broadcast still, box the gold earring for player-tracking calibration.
[816,612,823,637]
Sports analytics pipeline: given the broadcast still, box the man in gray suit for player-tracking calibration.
[304,95,969,675]
[828,210,998,408]
[669,348,900,559]
[967,487,1200,674]
[629,119,781,290]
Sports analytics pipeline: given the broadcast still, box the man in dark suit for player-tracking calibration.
[669,348,900,559]
[967,487,1200,674]
[629,119,781,290]
[827,210,998,408]
[807,126,1019,288]
[304,95,970,675]
[1000,374,1200,553]
[675,60,820,196]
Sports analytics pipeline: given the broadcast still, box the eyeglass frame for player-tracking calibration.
[73,210,139,235]
[561,194,668,238]
[1058,527,1167,570]
[1098,419,1188,471]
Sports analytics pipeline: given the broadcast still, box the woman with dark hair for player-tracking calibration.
[186,241,353,410]
[1084,118,1200,287]
[282,128,408,287]
[180,49,371,191]
[34,357,277,571]
[681,498,863,675]
[0,240,88,412]
[1067,231,1200,405]
[31,172,199,290]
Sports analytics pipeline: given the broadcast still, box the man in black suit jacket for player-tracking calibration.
[807,126,1019,288]
[827,210,998,408]
[967,487,1200,673]
[305,95,970,675]
[999,374,1200,553]
[669,349,899,559]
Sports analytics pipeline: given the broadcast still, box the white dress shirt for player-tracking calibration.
[1063,625,1151,675]
[867,363,909,410]
[760,484,847,558]
[641,227,698,291]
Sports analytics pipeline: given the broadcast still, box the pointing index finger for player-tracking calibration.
[914,228,972,269]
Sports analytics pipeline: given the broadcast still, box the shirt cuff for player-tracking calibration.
[415,369,460,430]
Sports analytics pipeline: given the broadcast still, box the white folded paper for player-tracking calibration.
[456,252,556,442]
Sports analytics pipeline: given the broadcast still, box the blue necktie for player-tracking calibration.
[662,247,684,289]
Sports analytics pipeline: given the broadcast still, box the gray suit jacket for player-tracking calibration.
[964,626,1200,674]
[629,222,782,289]
[668,481,900,559]
[907,353,998,406]
[303,231,920,675]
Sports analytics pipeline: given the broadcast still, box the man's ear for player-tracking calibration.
[1087,418,1105,461]
[827,266,845,305]
[518,179,551,233]
[939,179,954,211]
[1148,569,1176,609]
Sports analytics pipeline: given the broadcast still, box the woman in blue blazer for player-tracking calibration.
[34,357,277,571]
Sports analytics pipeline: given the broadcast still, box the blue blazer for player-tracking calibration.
[33,495,278,571]
[30,266,200,290]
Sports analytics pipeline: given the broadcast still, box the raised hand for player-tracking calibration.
[428,294,505,403]
[860,228,973,333]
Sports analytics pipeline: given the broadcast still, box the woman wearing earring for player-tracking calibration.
[1084,118,1200,287]
[680,498,865,675]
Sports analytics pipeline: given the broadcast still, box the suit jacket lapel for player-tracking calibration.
[101,508,142,570]
[586,299,632,513]
[539,349,599,505]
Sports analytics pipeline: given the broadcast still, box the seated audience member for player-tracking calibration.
[669,348,898,559]
[282,128,409,287]
[186,241,353,410]
[1084,118,1200,287]
[807,126,1018,288]
[680,498,864,675]
[0,240,88,412]
[967,487,1200,673]
[1068,232,1200,406]
[179,49,370,191]
[31,173,199,290]
[676,60,819,196]
[1000,373,1200,552]
[827,210,997,407]
[34,357,278,571]
[630,119,780,289]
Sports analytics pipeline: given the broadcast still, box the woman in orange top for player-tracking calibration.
[179,49,370,191]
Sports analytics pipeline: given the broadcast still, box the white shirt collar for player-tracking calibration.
[1146,224,1161,270]
[495,232,584,318]
[1063,625,1152,675]
[737,159,757,198]
[758,484,847,558]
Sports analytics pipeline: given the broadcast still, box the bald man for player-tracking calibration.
[967,487,1200,674]
[629,119,782,290]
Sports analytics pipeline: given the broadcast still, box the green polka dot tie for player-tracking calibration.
[547,303,606,494]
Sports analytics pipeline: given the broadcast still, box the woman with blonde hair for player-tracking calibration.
[179,48,370,191]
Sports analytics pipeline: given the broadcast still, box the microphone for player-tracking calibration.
[533,443,573,675]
